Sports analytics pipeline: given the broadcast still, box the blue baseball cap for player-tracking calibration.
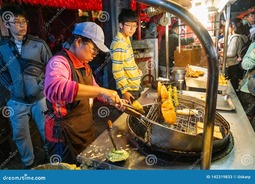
[72,22,109,52]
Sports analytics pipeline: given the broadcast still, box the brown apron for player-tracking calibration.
[60,68,95,156]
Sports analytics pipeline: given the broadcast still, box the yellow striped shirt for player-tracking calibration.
[110,32,141,94]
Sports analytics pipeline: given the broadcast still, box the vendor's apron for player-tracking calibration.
[61,70,95,155]
[46,61,95,163]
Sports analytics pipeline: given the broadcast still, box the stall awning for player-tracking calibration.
[4,0,102,10]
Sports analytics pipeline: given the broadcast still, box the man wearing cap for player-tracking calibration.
[44,22,125,163]
[243,10,255,38]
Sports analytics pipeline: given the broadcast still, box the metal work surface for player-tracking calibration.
[78,87,255,170]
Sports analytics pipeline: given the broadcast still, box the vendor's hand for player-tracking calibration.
[115,99,128,112]
[100,89,120,105]
[122,92,135,104]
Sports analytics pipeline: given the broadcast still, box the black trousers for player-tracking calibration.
[227,64,244,92]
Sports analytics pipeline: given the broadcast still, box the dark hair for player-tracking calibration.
[118,8,138,24]
[0,5,26,21]
[171,21,179,29]
[231,18,244,34]
[70,35,93,45]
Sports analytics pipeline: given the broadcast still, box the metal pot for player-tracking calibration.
[171,69,186,81]
[171,69,186,90]
[142,74,176,90]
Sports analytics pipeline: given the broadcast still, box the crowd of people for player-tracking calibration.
[218,10,255,129]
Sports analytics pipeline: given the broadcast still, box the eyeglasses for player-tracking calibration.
[86,42,99,55]
[9,20,28,26]
[124,24,138,29]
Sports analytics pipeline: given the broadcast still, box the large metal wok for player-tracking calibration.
[127,94,232,156]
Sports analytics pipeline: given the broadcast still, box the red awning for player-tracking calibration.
[21,0,102,10]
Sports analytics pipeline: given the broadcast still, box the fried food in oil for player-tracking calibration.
[161,99,176,125]
[176,108,198,116]
[132,100,145,114]
[172,86,179,106]
[160,85,169,103]
[196,122,223,139]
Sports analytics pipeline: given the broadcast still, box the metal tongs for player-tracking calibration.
[122,103,145,114]
[123,104,159,126]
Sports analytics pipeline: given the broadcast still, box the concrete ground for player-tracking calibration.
[0,100,122,169]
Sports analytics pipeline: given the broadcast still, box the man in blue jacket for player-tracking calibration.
[0,5,52,169]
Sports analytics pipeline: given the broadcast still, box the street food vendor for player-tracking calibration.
[158,21,194,78]
[44,22,125,164]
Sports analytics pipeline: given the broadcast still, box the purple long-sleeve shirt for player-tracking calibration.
[44,55,78,103]
[44,49,102,103]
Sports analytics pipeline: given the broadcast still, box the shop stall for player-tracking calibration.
[76,0,255,170]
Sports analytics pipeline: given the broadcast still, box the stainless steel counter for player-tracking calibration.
[77,86,255,170]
